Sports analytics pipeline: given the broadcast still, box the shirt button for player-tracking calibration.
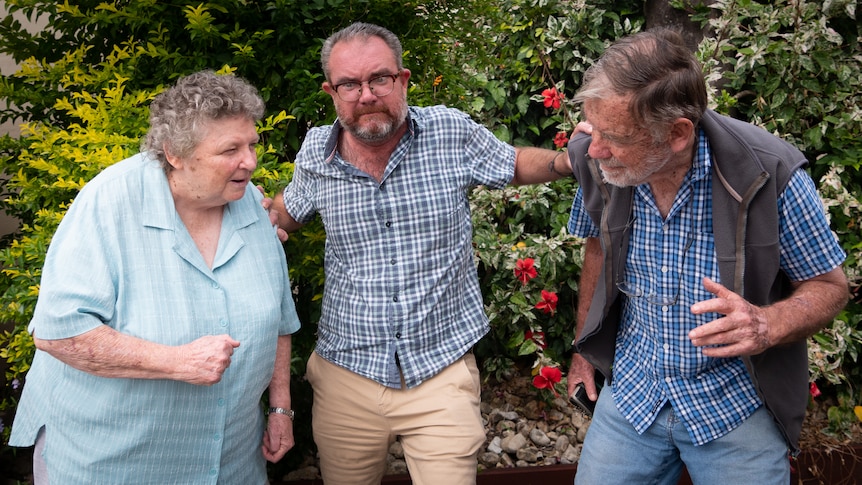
[218,398,225,407]
[209,468,218,476]
[390,259,396,265]
[663,343,669,351]
[665,377,672,383]
[219,319,228,327]
[213,433,221,441]
[662,305,669,312]
[385,221,392,227]
[212,282,220,289]
[393,296,399,302]
[395,332,402,338]
[661,266,669,273]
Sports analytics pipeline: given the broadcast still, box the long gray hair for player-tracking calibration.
[143,70,264,171]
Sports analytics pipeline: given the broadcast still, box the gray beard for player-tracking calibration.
[351,118,399,143]
[340,103,409,144]
[598,151,671,187]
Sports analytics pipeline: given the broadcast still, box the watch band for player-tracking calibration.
[267,407,295,420]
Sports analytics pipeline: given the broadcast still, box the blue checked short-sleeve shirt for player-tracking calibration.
[567,130,846,445]
[283,105,516,388]
[10,153,301,484]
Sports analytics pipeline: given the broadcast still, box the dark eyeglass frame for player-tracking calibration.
[331,72,401,102]
[614,215,694,307]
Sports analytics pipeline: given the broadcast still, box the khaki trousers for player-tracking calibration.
[306,351,485,485]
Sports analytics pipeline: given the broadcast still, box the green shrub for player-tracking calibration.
[523,0,862,432]
[0,0,531,472]
[448,0,644,392]
[451,0,644,147]
[0,46,152,400]
[0,0,481,162]
[1,0,860,473]
[470,179,582,392]
[695,0,862,438]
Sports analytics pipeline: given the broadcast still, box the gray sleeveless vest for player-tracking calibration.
[568,109,808,452]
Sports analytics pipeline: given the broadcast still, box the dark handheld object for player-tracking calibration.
[569,373,604,417]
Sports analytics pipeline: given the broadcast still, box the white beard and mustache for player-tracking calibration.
[597,144,673,188]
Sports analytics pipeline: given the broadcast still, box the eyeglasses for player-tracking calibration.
[331,72,401,102]
[615,216,694,306]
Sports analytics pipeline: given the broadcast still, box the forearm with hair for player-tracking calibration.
[34,324,178,379]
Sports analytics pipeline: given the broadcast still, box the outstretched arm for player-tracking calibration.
[511,146,572,185]
[512,122,596,186]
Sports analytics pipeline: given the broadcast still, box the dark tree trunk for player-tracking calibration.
[643,0,732,105]
[644,0,718,51]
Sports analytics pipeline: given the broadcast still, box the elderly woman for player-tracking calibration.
[9,71,300,484]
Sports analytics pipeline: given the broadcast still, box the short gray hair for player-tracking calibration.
[143,70,264,170]
[320,22,404,82]
[575,28,707,140]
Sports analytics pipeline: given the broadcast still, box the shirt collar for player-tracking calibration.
[691,126,711,183]
[140,153,176,230]
[140,152,260,232]
[323,109,419,164]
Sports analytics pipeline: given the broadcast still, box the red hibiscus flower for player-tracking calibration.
[535,290,558,315]
[525,329,547,349]
[542,87,563,110]
[553,131,569,148]
[514,258,538,285]
[532,366,563,397]
[809,381,821,399]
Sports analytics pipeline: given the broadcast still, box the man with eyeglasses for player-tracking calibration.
[268,22,571,485]
[565,29,848,485]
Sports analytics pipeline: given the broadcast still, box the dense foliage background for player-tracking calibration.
[0,0,859,477]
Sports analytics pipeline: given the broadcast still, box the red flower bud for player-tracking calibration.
[809,381,821,399]
[553,132,569,148]
[525,330,547,349]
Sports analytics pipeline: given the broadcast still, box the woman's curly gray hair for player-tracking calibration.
[143,70,264,170]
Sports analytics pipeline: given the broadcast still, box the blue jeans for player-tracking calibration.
[575,386,790,485]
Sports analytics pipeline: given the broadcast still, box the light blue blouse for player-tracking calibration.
[10,153,300,484]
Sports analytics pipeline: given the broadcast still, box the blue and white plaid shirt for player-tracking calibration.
[284,105,516,388]
[568,129,846,445]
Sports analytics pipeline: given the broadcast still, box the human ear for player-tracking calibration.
[164,146,183,170]
[668,118,695,154]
